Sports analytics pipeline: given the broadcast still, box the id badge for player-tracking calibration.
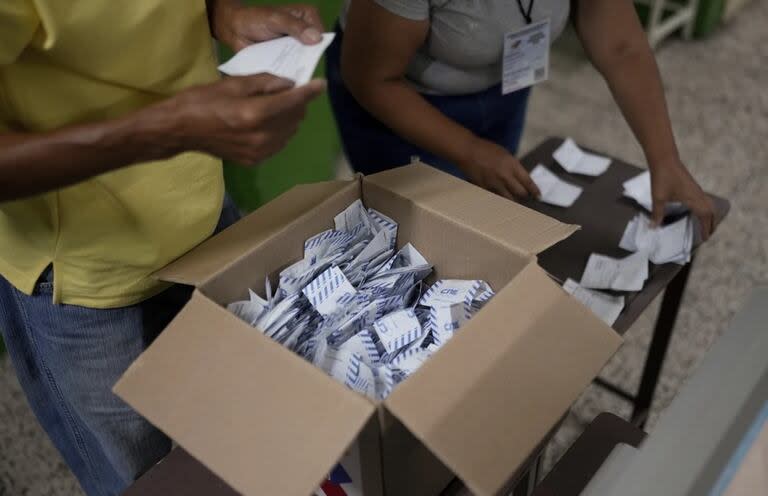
[502,18,550,95]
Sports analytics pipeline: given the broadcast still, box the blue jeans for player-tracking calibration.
[0,195,240,496]
[326,25,531,178]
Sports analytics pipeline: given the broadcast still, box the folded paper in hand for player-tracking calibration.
[553,138,611,176]
[218,33,336,85]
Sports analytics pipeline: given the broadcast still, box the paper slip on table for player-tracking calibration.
[124,137,729,496]
[518,137,729,429]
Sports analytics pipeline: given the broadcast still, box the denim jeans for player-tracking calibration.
[0,195,240,496]
[326,25,531,178]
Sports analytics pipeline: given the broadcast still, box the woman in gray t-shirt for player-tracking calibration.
[327,0,715,238]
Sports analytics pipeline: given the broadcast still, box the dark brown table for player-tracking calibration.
[124,138,729,496]
[519,137,730,427]
[531,413,646,496]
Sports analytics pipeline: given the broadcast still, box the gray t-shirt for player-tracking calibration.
[340,0,570,95]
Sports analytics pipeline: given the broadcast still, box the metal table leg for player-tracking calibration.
[630,258,695,427]
[511,454,541,496]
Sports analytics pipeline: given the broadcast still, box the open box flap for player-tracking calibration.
[365,163,579,255]
[383,263,621,496]
[155,178,358,287]
[114,291,375,496]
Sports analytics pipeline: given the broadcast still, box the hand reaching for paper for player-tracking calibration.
[649,157,716,240]
[209,0,325,51]
[463,139,541,200]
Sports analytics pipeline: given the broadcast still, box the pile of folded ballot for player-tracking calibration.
[226,200,494,401]
[528,139,699,328]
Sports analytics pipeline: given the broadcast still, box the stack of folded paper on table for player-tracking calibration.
[620,214,694,265]
[227,200,494,401]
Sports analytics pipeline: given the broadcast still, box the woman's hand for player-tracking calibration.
[208,0,324,51]
[650,157,716,240]
[461,139,541,200]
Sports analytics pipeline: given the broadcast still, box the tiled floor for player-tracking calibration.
[1,1,766,494]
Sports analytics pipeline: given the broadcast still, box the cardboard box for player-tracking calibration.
[115,163,622,496]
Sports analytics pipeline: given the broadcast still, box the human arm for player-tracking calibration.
[342,0,540,199]
[0,75,325,202]
[574,0,715,238]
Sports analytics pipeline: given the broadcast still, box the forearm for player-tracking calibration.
[0,101,180,202]
[598,45,679,166]
[347,78,479,171]
[575,0,679,168]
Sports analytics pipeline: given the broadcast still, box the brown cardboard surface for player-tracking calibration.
[384,263,622,496]
[379,409,454,496]
[114,291,375,496]
[364,163,579,255]
[119,163,622,496]
[155,178,355,286]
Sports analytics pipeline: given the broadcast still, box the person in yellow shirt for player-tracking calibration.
[0,1,325,494]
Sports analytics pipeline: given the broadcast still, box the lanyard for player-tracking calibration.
[515,0,534,24]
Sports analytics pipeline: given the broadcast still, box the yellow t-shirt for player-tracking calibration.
[0,1,226,308]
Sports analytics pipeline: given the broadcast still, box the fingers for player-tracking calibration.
[266,9,322,44]
[280,4,325,35]
[515,167,541,198]
[222,73,295,96]
[690,198,715,241]
[650,197,665,227]
[495,168,527,200]
[226,123,300,165]
[499,162,539,200]
[260,78,326,117]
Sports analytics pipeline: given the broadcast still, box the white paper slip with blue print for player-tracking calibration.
[502,19,550,95]
[302,266,356,316]
[338,329,382,367]
[218,33,335,85]
[419,279,483,308]
[373,309,426,355]
[344,353,377,399]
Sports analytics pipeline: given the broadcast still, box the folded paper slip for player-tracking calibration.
[553,138,611,176]
[219,33,336,85]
